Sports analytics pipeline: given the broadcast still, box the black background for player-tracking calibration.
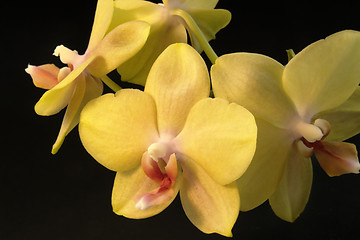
[3,0,360,239]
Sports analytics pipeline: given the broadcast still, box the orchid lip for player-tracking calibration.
[135,147,179,210]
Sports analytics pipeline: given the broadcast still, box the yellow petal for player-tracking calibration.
[111,1,188,85]
[52,74,103,154]
[283,30,360,118]
[117,20,187,86]
[79,89,158,172]
[186,9,231,52]
[34,56,95,116]
[163,0,218,9]
[86,21,151,78]
[316,87,360,142]
[211,52,297,128]
[179,154,239,237]
[269,148,313,222]
[87,0,114,51]
[237,119,291,211]
[145,43,210,137]
[176,98,257,185]
[112,161,182,219]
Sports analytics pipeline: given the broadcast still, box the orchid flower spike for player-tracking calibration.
[26,0,150,154]
[109,0,231,85]
[79,43,257,236]
[211,30,360,222]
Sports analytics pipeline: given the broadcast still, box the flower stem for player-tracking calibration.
[286,49,296,62]
[171,8,218,64]
[101,75,122,92]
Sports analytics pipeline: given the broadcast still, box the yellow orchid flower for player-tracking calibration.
[108,0,231,86]
[211,30,360,222]
[79,43,257,236]
[26,0,150,154]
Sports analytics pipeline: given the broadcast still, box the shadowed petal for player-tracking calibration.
[269,148,313,222]
[52,74,103,154]
[316,87,360,142]
[237,119,291,211]
[87,21,151,77]
[186,9,231,52]
[164,0,219,9]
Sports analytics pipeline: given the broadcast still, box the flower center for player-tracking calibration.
[135,141,179,210]
[296,119,331,157]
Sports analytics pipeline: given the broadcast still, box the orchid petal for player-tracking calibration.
[111,1,188,85]
[163,0,219,9]
[34,56,95,116]
[176,98,257,185]
[117,19,187,86]
[79,89,158,172]
[25,64,59,89]
[283,30,360,118]
[316,87,360,141]
[186,9,231,52]
[269,149,313,222]
[87,21,150,78]
[237,119,291,211]
[314,141,360,177]
[145,43,210,137]
[52,74,103,154]
[179,154,239,237]
[87,0,114,51]
[112,163,182,219]
[211,52,296,128]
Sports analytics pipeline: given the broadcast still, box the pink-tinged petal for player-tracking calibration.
[25,64,59,89]
[35,55,96,116]
[112,161,182,219]
[137,153,178,210]
[314,141,360,177]
[135,188,175,211]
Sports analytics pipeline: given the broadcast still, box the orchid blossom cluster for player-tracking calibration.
[26,0,360,237]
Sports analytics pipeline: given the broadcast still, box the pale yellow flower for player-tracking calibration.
[79,43,257,236]
[211,30,360,222]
